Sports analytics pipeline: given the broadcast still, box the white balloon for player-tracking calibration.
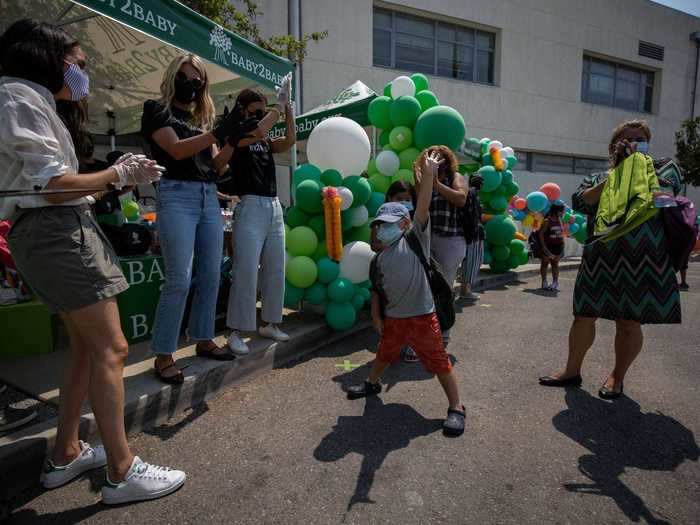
[498,148,509,161]
[339,241,374,283]
[306,117,371,177]
[348,206,369,228]
[337,186,354,210]
[391,75,416,99]
[503,146,515,157]
[376,150,400,177]
[488,140,503,152]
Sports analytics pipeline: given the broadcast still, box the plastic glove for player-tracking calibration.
[276,73,292,106]
[113,156,164,188]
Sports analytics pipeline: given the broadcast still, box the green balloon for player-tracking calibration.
[351,293,366,312]
[365,192,386,217]
[485,215,517,245]
[478,166,502,192]
[286,256,318,289]
[562,212,571,223]
[415,90,439,112]
[480,138,491,156]
[296,179,323,214]
[574,222,588,243]
[328,277,356,303]
[490,196,509,212]
[507,155,518,170]
[518,251,529,265]
[414,106,465,151]
[367,159,377,174]
[481,153,493,166]
[398,147,420,170]
[286,206,309,228]
[390,96,422,128]
[325,301,357,331]
[504,181,520,197]
[284,223,290,240]
[483,247,493,264]
[389,126,413,152]
[359,280,371,289]
[344,175,372,207]
[287,226,318,257]
[492,244,510,261]
[368,96,393,129]
[392,169,415,185]
[305,282,327,305]
[123,201,140,220]
[489,259,509,273]
[349,223,371,243]
[493,185,507,198]
[509,239,526,255]
[369,173,391,194]
[356,287,371,301]
[313,240,328,261]
[411,73,429,93]
[316,257,340,284]
[383,82,392,98]
[293,164,322,187]
[308,215,326,240]
[321,169,343,187]
[284,281,304,308]
[507,254,521,270]
[478,190,493,203]
[574,214,586,225]
[379,129,391,147]
[502,170,513,184]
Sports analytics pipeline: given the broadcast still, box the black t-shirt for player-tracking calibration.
[140,99,216,183]
[219,138,277,197]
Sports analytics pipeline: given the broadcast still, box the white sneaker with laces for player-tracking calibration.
[259,324,290,342]
[41,440,107,489]
[227,331,250,355]
[102,456,186,505]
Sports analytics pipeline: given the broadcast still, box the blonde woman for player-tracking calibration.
[142,54,251,383]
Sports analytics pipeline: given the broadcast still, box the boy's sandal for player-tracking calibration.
[443,405,466,437]
[154,361,184,385]
[346,381,382,400]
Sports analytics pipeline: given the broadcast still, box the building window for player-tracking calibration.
[373,7,496,84]
[530,153,608,175]
[574,157,609,175]
[582,56,653,112]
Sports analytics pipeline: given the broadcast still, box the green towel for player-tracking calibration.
[595,153,659,242]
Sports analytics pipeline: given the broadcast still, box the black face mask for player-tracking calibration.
[174,75,202,104]
[251,109,265,120]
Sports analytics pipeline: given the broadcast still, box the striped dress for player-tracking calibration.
[572,172,681,324]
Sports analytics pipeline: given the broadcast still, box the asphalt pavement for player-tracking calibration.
[8,265,700,525]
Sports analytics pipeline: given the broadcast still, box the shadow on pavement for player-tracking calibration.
[521,288,559,297]
[313,396,442,515]
[553,389,699,525]
[142,403,210,441]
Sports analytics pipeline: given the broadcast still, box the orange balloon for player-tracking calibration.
[514,198,527,210]
[514,232,527,241]
[540,183,561,201]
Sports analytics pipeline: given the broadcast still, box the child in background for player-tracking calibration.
[348,149,466,437]
[537,203,566,291]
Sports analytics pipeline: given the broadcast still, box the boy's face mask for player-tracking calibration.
[377,222,404,245]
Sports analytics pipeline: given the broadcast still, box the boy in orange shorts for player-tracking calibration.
[346,149,465,436]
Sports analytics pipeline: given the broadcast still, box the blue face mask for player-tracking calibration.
[377,222,404,245]
[397,201,414,212]
[64,63,89,101]
[635,141,649,154]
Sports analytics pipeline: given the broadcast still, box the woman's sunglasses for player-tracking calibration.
[176,72,204,91]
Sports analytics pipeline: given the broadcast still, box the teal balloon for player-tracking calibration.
[321,169,343,187]
[569,222,580,234]
[356,287,371,301]
[411,73,429,93]
[313,240,328,261]
[328,278,356,303]
[478,166,502,192]
[305,282,327,305]
[389,126,413,152]
[349,223,371,243]
[493,185,507,198]
[283,281,304,308]
[296,179,323,214]
[414,106,466,151]
[485,215,517,245]
[287,226,318,257]
[483,248,493,264]
[358,280,371,289]
[286,256,318,288]
[390,96,422,128]
[526,191,548,213]
[489,259,509,273]
[308,215,326,240]
[293,163,322,187]
[286,206,309,228]
[492,244,510,261]
[341,209,355,232]
[490,196,509,212]
[507,155,518,169]
[574,214,586,225]
[415,90,439,112]
[351,293,366,312]
[379,129,391,147]
[317,257,339,284]
[509,239,527,255]
[480,138,491,156]
[325,301,357,331]
[502,170,513,184]
[368,96,393,129]
[365,192,386,217]
[479,190,493,203]
[574,222,588,243]
[504,180,520,197]
[481,153,493,166]
[344,175,371,207]
[398,147,420,170]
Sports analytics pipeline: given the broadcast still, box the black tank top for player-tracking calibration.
[220,138,277,197]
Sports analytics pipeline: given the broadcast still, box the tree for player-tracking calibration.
[675,116,700,187]
[182,0,327,63]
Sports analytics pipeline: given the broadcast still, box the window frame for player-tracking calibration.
[581,55,654,113]
[373,7,496,86]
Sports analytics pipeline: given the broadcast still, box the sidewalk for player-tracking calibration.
[0,258,580,508]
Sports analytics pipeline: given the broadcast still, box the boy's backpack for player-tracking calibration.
[404,229,455,331]
[659,196,698,272]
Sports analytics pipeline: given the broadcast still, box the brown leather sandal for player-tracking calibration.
[154,359,184,385]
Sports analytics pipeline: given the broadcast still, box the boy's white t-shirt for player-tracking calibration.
[373,219,435,319]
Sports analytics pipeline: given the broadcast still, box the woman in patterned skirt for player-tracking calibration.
[539,120,681,399]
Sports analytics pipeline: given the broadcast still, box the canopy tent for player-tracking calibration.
[0,0,294,137]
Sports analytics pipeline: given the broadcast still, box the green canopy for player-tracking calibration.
[1,0,294,136]
[270,81,377,141]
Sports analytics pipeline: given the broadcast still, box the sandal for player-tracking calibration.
[195,342,236,361]
[443,405,466,437]
[154,359,184,385]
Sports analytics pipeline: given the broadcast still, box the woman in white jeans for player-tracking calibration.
[213,83,296,355]
[418,146,468,345]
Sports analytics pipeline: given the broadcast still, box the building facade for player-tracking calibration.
[254,0,700,203]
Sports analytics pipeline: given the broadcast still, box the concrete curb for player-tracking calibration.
[0,259,581,510]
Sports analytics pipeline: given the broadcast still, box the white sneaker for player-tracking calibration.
[41,441,107,489]
[227,331,250,355]
[541,280,549,290]
[102,456,186,505]
[551,281,559,291]
[259,324,290,342]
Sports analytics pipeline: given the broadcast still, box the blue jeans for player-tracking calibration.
[152,179,223,355]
